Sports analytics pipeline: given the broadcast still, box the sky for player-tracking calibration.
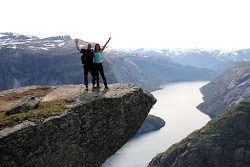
[1,0,250,50]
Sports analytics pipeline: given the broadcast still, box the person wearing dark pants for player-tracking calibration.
[83,64,95,88]
[75,38,95,89]
[94,63,107,88]
[94,36,111,89]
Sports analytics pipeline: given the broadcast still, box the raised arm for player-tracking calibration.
[100,36,111,53]
[75,38,81,52]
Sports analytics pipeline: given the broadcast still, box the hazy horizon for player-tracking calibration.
[1,0,250,51]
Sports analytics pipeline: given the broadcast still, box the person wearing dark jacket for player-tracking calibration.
[75,39,95,89]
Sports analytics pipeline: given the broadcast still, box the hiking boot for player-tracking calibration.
[96,84,100,89]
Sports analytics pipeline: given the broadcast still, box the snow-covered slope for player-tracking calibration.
[0,32,87,52]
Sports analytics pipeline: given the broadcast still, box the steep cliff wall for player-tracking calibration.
[197,62,250,118]
[0,83,156,167]
[149,99,250,167]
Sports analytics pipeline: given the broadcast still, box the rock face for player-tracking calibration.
[137,115,165,134]
[0,83,156,167]
[148,99,250,167]
[197,62,250,118]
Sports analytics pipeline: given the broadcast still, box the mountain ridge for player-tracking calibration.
[132,47,250,70]
[197,61,250,118]
[0,32,218,92]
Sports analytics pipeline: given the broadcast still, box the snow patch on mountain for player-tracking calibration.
[10,33,20,37]
[58,42,65,47]
[13,42,27,45]
[0,34,8,38]
[43,43,55,47]
[11,45,17,49]
[53,40,64,43]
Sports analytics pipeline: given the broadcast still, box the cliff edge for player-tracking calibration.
[0,83,156,167]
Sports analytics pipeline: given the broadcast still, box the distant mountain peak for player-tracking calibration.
[0,32,39,40]
[43,35,71,40]
[0,32,74,51]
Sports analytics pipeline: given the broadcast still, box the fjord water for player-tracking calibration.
[102,81,211,167]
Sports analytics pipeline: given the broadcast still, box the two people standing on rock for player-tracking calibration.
[75,37,111,90]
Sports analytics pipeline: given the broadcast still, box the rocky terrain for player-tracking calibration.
[0,83,156,167]
[137,115,165,134]
[148,99,250,167]
[0,32,218,92]
[197,62,250,118]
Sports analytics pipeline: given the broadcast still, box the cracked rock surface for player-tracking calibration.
[0,83,156,167]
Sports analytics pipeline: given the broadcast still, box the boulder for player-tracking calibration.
[5,95,41,116]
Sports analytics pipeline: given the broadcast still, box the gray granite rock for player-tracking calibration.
[197,62,250,118]
[137,115,165,134]
[0,83,156,167]
[5,95,41,116]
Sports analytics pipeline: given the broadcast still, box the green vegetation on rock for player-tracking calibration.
[0,83,156,167]
[0,100,68,129]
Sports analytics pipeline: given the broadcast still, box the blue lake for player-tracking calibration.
[102,81,211,167]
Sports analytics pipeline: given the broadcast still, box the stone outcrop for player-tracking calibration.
[148,99,250,167]
[5,95,41,116]
[137,114,165,134]
[197,62,250,118]
[0,83,156,167]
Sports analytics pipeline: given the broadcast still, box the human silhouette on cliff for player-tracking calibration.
[75,39,95,90]
[94,37,111,89]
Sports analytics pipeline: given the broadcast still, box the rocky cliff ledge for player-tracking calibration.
[0,84,156,167]
[148,99,250,167]
[197,62,250,118]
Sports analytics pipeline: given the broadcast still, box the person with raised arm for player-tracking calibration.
[94,36,111,89]
[75,39,95,90]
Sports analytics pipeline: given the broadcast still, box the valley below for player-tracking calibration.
[102,81,211,167]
